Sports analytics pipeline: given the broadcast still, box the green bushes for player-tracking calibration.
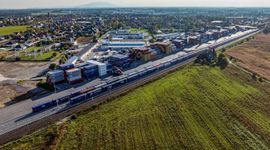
[37,81,54,91]
[217,53,229,69]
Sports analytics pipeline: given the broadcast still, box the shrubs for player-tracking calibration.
[195,50,217,66]
[195,50,228,69]
[37,81,54,91]
[70,114,77,120]
[217,53,229,69]
[49,63,57,70]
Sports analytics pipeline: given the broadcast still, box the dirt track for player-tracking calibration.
[226,34,270,80]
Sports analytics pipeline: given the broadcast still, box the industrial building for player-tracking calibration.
[156,33,180,40]
[187,36,201,45]
[100,40,146,50]
[109,30,144,40]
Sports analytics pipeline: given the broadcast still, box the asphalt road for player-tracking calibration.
[0,29,261,137]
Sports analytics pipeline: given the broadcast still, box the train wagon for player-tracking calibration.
[71,87,94,98]
[127,72,140,82]
[57,96,70,105]
[70,94,86,105]
[32,100,57,112]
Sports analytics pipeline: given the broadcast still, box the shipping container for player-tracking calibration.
[65,68,83,84]
[87,60,107,77]
[32,100,57,112]
[46,70,65,85]
[109,54,130,68]
[81,64,99,79]
[59,64,75,71]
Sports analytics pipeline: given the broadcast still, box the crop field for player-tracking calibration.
[0,26,29,35]
[226,33,270,80]
[2,65,270,150]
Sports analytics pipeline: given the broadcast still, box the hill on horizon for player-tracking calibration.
[78,2,117,8]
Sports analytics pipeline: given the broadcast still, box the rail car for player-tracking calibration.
[32,100,57,112]
[57,96,70,104]
[71,87,94,98]
[70,94,87,105]
[127,73,139,82]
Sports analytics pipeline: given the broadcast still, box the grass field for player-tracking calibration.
[226,33,270,80]
[2,64,270,150]
[20,51,58,61]
[0,26,29,35]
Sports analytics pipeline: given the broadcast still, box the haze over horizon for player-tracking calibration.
[0,0,270,9]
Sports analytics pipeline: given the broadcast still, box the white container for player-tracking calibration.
[47,70,65,83]
[65,68,82,81]
[87,60,107,77]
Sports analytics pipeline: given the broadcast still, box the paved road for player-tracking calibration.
[0,29,261,136]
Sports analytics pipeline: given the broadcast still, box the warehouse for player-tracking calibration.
[156,33,179,40]
[109,30,144,40]
[100,41,146,50]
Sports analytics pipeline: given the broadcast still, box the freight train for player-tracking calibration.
[32,29,259,113]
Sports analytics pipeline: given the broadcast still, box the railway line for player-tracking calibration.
[0,29,261,145]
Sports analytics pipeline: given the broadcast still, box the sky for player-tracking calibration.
[0,0,270,9]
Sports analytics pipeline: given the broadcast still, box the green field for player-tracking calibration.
[20,50,58,61]
[0,26,29,35]
[2,65,270,150]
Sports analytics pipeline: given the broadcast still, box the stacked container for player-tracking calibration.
[151,42,172,54]
[46,70,65,85]
[59,64,75,71]
[109,54,130,68]
[141,49,157,61]
[106,63,113,74]
[87,60,107,77]
[65,68,83,84]
[80,64,99,79]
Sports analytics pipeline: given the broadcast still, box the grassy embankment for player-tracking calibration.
[0,26,29,35]
[2,64,270,150]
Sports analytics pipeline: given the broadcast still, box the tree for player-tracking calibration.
[52,52,57,58]
[217,53,229,69]
[49,63,56,70]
